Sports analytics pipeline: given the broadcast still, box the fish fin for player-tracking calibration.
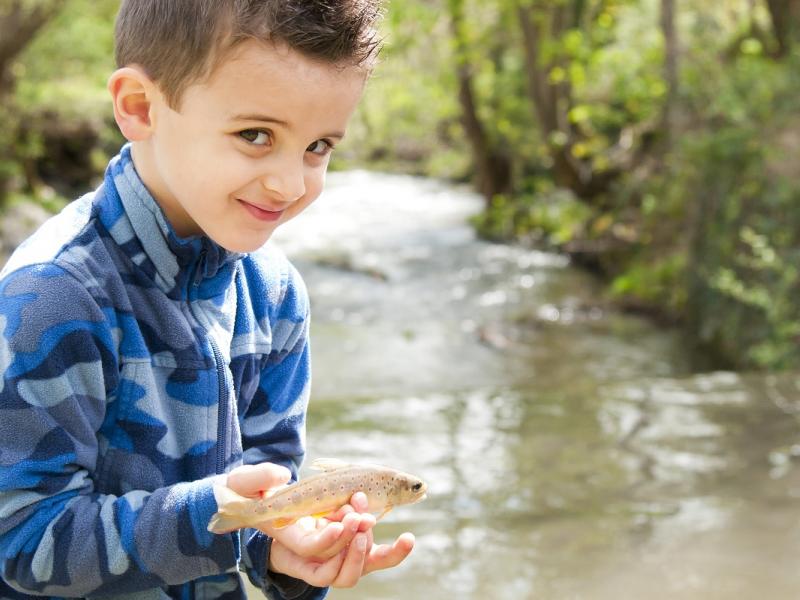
[310,458,350,472]
[207,513,245,534]
[270,517,299,529]
[207,484,260,533]
[376,505,393,521]
[310,510,335,520]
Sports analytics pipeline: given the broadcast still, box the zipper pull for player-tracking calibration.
[194,249,207,287]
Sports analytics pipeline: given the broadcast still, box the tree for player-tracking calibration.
[0,0,68,203]
[446,0,513,205]
[516,0,622,202]
[0,1,67,95]
[659,0,677,152]
[765,0,800,57]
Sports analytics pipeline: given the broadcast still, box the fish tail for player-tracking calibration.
[207,484,254,534]
[207,512,245,534]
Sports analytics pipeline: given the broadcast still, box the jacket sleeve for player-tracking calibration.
[0,264,238,596]
[238,263,327,600]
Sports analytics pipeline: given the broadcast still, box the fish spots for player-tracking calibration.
[214,463,427,531]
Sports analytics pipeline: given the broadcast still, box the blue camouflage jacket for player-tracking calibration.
[0,146,325,600]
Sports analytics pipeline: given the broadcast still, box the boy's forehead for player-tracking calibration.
[183,40,365,126]
[209,40,361,88]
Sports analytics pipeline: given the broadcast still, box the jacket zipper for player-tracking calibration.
[210,337,228,474]
[188,250,229,475]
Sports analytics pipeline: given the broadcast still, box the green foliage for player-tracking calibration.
[15,0,117,115]
[6,0,800,371]
[1,0,118,205]
[351,0,800,370]
[473,183,594,245]
[611,42,800,369]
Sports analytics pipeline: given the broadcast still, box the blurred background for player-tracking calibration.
[3,0,800,598]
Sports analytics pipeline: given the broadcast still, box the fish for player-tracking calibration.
[207,458,427,533]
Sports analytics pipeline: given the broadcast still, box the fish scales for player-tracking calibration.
[208,459,427,533]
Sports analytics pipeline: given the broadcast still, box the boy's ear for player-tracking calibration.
[108,66,159,142]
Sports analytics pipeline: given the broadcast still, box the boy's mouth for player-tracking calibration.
[238,199,285,223]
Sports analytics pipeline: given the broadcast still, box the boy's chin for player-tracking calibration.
[210,232,273,255]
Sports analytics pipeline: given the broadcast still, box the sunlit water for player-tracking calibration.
[268,172,800,599]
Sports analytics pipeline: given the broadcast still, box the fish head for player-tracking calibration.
[390,471,428,505]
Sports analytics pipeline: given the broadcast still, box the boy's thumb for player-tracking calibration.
[225,463,292,497]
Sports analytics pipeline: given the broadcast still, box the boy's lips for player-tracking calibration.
[238,199,285,222]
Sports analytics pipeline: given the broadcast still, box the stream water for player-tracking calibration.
[269,171,800,599]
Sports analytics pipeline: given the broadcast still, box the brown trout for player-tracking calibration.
[208,458,427,533]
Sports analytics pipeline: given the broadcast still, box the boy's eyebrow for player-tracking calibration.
[231,113,345,139]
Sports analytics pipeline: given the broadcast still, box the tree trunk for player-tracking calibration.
[660,0,678,153]
[0,0,67,204]
[0,1,67,95]
[517,3,599,198]
[446,0,512,205]
[765,0,800,57]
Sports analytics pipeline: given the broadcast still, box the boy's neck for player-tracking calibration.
[129,141,194,237]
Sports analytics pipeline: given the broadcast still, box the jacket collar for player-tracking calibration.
[97,144,244,298]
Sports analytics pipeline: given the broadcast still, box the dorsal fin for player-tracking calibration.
[310,458,350,472]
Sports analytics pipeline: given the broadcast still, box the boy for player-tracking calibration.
[0,1,414,598]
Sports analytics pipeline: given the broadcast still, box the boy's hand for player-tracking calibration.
[225,464,416,588]
[264,493,415,588]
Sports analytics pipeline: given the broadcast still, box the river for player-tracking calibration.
[271,171,800,599]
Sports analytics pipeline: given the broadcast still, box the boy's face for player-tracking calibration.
[137,41,366,253]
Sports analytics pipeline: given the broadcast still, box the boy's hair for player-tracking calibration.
[115,0,383,108]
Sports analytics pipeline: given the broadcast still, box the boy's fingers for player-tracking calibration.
[278,545,346,588]
[267,513,362,559]
[324,503,355,523]
[306,551,348,588]
[285,520,344,557]
[325,492,369,524]
[357,512,376,532]
[309,512,362,560]
[349,492,369,513]
[332,533,369,588]
[226,463,291,497]
[363,532,415,575]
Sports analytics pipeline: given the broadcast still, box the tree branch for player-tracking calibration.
[0,0,68,95]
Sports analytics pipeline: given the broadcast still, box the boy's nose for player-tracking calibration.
[259,164,306,204]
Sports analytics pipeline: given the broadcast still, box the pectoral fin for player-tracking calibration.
[376,505,393,521]
[270,517,299,529]
[311,510,335,520]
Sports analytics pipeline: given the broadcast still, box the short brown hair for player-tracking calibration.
[115,0,383,107]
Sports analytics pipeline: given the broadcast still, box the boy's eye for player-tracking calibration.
[307,139,334,156]
[239,129,270,146]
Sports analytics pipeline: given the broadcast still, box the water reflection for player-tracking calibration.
[269,172,800,599]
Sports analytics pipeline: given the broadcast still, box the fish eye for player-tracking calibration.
[412,483,423,492]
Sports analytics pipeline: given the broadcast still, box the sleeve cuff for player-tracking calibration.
[188,475,232,551]
[245,531,328,600]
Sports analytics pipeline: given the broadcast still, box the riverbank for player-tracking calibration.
[274,170,800,599]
